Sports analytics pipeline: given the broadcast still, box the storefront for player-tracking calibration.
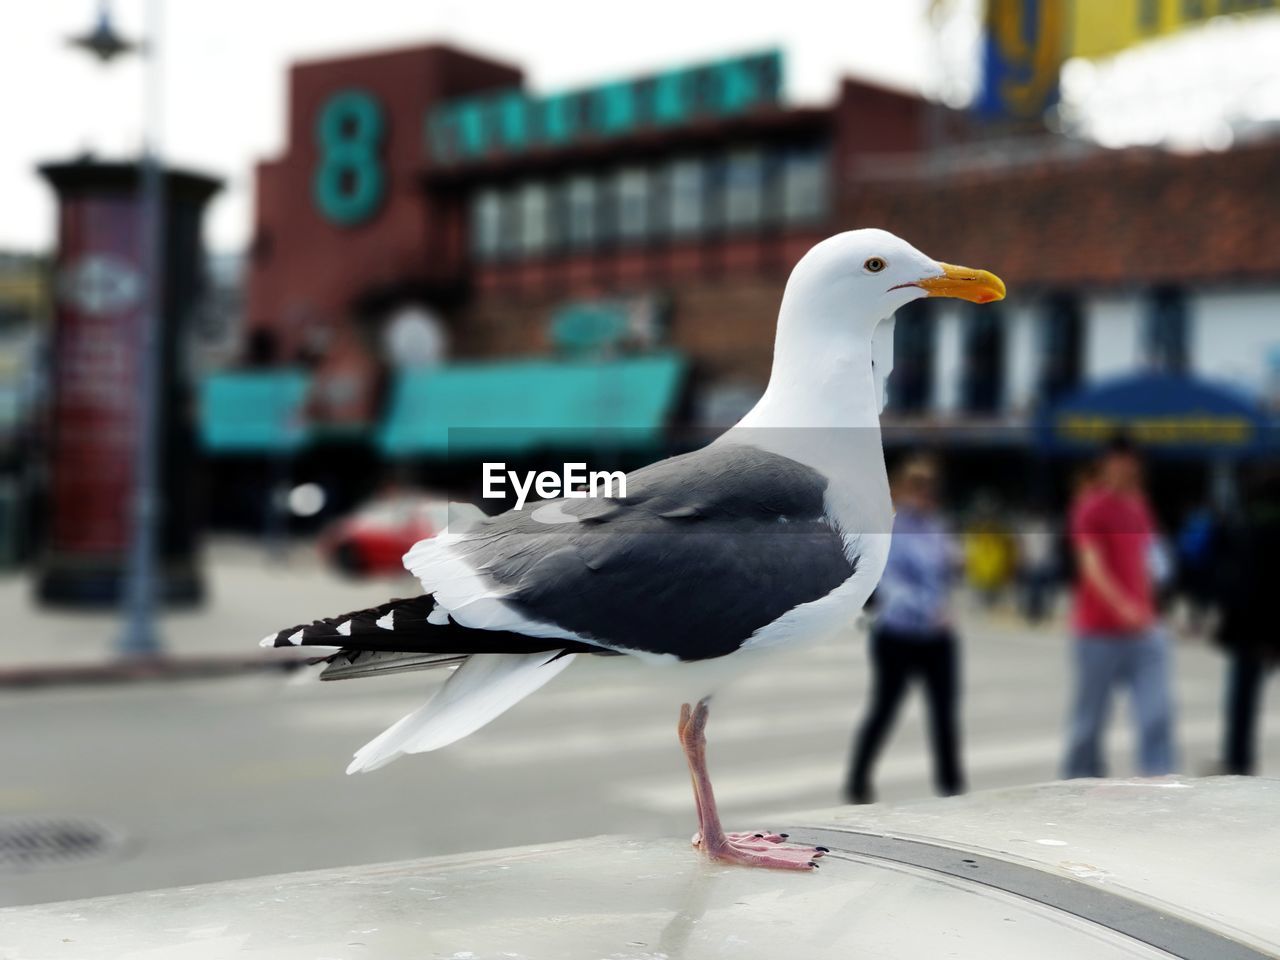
[232,42,945,434]
[1038,371,1278,512]
[223,39,1280,523]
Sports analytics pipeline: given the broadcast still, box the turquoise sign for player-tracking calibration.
[313,89,386,226]
[427,50,783,164]
[550,301,631,354]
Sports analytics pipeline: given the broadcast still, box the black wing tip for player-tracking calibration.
[261,595,444,649]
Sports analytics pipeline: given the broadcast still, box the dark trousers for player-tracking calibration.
[1225,652,1271,775]
[847,626,965,801]
[1020,569,1053,623]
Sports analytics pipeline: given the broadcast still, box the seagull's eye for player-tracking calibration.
[864,257,887,273]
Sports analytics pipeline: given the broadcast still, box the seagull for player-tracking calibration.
[262,229,1004,870]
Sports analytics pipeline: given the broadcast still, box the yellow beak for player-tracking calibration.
[912,263,1006,304]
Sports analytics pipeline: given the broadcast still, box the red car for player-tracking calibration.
[320,494,453,577]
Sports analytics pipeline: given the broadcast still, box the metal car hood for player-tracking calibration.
[793,775,1280,958]
[0,777,1274,960]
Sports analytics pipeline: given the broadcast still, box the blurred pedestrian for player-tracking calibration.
[846,455,965,804]
[1175,502,1220,634]
[1016,508,1056,623]
[1213,468,1280,775]
[1062,436,1176,779]
[963,496,1015,607]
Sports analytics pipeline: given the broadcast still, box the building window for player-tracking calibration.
[723,148,765,230]
[472,142,829,259]
[962,306,1005,413]
[780,146,828,224]
[1039,294,1084,403]
[1145,287,1188,372]
[888,300,934,413]
[470,188,503,260]
[666,157,706,238]
[494,188,521,259]
[614,167,652,243]
[703,156,727,233]
[518,182,551,254]
[564,175,599,250]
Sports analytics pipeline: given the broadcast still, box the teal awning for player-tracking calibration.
[198,371,311,453]
[378,353,684,456]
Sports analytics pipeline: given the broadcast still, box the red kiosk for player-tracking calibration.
[38,161,220,606]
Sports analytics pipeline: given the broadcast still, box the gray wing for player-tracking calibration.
[455,443,857,661]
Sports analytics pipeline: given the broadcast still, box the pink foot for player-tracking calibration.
[726,830,789,844]
[692,830,828,870]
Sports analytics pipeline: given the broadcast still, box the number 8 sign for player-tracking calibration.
[313,89,386,226]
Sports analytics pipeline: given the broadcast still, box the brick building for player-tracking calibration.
[243,43,957,431]
[235,40,1280,513]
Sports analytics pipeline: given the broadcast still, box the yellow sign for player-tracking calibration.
[1057,413,1255,446]
[1068,0,1280,59]
[982,0,1067,119]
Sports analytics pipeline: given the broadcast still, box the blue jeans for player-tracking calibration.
[1063,629,1176,779]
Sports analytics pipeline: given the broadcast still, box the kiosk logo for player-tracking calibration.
[57,254,141,317]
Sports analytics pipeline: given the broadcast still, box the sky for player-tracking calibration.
[1058,12,1280,150]
[0,0,978,254]
[3,2,1278,256]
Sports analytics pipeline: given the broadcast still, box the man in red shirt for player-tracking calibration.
[1063,436,1176,778]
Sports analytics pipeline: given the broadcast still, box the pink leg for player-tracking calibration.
[679,703,764,846]
[677,703,710,837]
[678,698,828,871]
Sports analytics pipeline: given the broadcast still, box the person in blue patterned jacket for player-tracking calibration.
[846,454,965,804]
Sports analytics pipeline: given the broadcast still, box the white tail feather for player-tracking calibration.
[346,651,575,774]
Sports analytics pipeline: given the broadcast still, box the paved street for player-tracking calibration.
[0,541,385,671]
[1,543,1278,908]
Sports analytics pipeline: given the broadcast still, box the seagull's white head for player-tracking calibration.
[747,228,1005,433]
[778,228,1005,339]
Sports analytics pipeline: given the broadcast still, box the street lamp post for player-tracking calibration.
[118,0,165,657]
[71,0,166,656]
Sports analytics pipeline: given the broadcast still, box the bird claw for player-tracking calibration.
[692,829,828,870]
[729,830,788,844]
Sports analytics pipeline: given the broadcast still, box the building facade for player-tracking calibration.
[0,252,46,565]
[843,140,1280,424]
[246,43,953,428]
[243,41,1280,508]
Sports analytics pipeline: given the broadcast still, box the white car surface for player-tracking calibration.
[1,777,1275,959]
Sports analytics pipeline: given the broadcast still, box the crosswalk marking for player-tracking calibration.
[273,627,1272,822]
[282,655,1234,748]
[612,712,1278,814]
